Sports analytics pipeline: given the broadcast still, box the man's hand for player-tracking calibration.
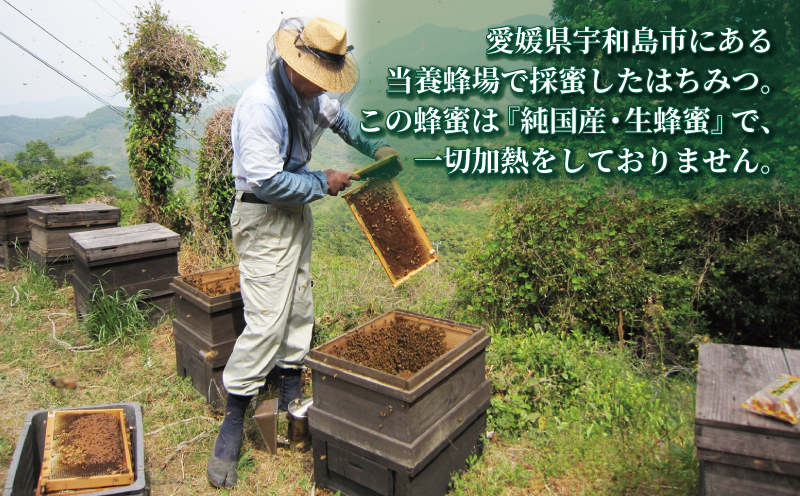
[324,169,360,196]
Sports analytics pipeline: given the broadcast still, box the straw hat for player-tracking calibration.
[275,17,357,94]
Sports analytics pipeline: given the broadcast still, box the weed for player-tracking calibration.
[82,284,154,344]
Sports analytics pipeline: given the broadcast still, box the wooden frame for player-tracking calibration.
[343,178,439,287]
[37,409,134,494]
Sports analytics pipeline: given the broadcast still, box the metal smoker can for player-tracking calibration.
[287,397,313,453]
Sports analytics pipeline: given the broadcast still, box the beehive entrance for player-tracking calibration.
[39,409,133,494]
[326,316,448,378]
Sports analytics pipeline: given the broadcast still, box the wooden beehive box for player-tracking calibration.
[696,343,800,495]
[170,265,244,344]
[343,178,438,287]
[307,309,490,496]
[170,265,245,410]
[69,224,179,321]
[173,320,230,411]
[69,223,180,294]
[28,203,120,259]
[0,194,65,243]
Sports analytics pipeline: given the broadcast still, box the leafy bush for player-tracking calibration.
[458,179,800,356]
[487,326,693,440]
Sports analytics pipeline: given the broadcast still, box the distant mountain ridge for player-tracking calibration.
[0,14,553,191]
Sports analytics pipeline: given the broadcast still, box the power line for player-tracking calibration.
[2,0,118,83]
[90,0,122,24]
[0,28,202,168]
[0,29,125,118]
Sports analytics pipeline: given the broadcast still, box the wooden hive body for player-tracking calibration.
[27,204,120,284]
[0,194,65,243]
[69,224,180,321]
[171,265,245,410]
[696,343,800,495]
[307,309,490,496]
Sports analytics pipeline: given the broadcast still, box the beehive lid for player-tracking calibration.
[69,223,179,264]
[37,409,134,494]
[0,194,65,215]
[343,178,438,287]
[28,203,120,228]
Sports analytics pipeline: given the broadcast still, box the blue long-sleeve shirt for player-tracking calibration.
[231,60,388,204]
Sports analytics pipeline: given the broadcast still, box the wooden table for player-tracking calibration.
[696,343,800,495]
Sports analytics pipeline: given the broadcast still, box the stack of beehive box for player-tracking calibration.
[306,310,491,496]
[69,223,180,322]
[0,194,65,269]
[170,265,245,410]
[27,203,120,284]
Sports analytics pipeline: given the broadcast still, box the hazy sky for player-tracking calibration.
[0,0,552,115]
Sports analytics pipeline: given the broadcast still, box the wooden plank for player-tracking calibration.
[701,461,800,496]
[0,241,29,270]
[697,448,800,477]
[172,318,239,368]
[314,413,485,496]
[328,443,392,496]
[0,194,65,215]
[308,380,490,473]
[784,348,800,376]
[696,343,794,434]
[73,252,179,292]
[27,203,120,227]
[70,223,179,263]
[31,224,116,256]
[696,424,800,463]
[313,351,486,444]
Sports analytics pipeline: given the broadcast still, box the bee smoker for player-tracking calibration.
[287,397,313,453]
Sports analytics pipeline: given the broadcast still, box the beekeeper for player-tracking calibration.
[207,16,399,488]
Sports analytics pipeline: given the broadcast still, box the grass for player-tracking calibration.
[0,242,698,495]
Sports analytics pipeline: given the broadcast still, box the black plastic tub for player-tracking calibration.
[3,402,147,496]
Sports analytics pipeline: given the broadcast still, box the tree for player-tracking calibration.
[0,161,22,181]
[196,106,235,242]
[118,2,225,229]
[14,140,63,178]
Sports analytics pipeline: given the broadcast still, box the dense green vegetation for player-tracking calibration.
[0,140,130,204]
[118,3,224,230]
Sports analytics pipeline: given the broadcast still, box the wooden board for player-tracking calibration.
[0,194,65,215]
[27,203,120,228]
[313,412,485,496]
[174,332,227,411]
[28,247,73,286]
[73,251,179,294]
[69,223,179,264]
[171,284,245,345]
[172,318,240,369]
[700,460,800,496]
[696,343,800,436]
[31,223,117,258]
[696,343,800,489]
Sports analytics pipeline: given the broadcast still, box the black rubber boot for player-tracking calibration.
[278,368,303,412]
[207,393,252,488]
